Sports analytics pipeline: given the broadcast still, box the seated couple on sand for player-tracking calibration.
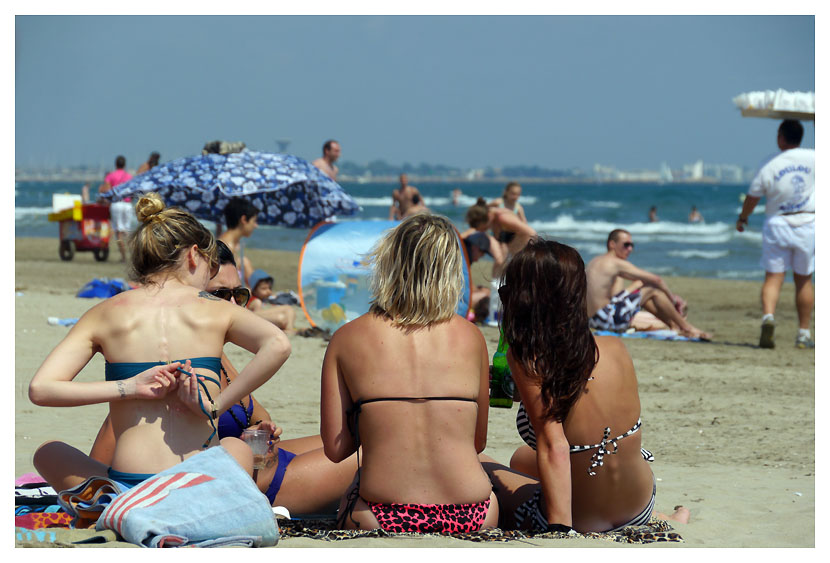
[585,229,710,340]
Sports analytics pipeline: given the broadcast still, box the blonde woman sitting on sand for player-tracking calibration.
[321,213,498,533]
[86,239,356,514]
[29,193,291,493]
[480,239,689,534]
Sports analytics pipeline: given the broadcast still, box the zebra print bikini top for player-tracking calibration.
[515,401,653,476]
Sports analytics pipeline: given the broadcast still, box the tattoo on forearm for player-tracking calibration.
[117,380,126,399]
[198,290,222,301]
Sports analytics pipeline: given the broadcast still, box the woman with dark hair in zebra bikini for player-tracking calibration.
[480,238,689,534]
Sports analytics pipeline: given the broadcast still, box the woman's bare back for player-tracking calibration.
[330,313,491,504]
[565,336,655,531]
[90,284,235,472]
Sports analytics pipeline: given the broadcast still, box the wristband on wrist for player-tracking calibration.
[738,215,748,222]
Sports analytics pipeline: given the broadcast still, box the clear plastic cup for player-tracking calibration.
[242,429,270,470]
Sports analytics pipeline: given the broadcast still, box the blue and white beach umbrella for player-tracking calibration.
[100,150,361,228]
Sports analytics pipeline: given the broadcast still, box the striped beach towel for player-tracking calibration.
[97,446,278,547]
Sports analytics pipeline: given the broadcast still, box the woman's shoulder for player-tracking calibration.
[594,334,628,355]
[593,334,635,376]
[327,312,377,343]
[442,315,488,349]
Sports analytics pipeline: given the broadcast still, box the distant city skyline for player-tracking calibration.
[15,15,815,171]
[13,155,758,186]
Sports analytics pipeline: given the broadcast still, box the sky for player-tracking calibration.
[14,13,816,172]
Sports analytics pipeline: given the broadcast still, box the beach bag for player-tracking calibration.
[57,476,125,529]
[96,446,279,547]
[77,277,131,298]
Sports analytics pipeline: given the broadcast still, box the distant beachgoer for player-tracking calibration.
[247,269,297,332]
[648,206,658,222]
[219,198,259,286]
[81,183,91,203]
[489,182,527,223]
[30,193,290,493]
[688,206,703,223]
[97,155,134,262]
[451,188,462,206]
[463,198,536,271]
[737,119,814,349]
[461,231,504,323]
[136,151,161,175]
[401,193,430,218]
[388,173,422,220]
[321,214,498,533]
[312,140,340,181]
[479,239,690,533]
[585,229,710,339]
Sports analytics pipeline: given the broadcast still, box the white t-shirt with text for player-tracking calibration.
[748,148,815,227]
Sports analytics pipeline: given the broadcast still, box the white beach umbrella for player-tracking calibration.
[732,89,814,120]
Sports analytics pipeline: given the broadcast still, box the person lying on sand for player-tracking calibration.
[585,229,711,340]
[480,238,689,533]
[88,240,356,516]
[321,214,498,533]
[29,193,290,493]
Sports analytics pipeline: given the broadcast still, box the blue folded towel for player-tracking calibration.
[593,329,704,342]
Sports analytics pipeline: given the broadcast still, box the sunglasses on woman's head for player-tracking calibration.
[210,287,251,306]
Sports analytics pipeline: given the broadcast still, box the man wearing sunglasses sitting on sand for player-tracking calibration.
[585,229,711,340]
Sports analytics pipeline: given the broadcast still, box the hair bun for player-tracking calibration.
[135,193,166,223]
[475,197,487,207]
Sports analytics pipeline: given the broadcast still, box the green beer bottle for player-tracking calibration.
[489,330,514,408]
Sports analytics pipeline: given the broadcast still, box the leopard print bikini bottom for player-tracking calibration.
[367,498,491,534]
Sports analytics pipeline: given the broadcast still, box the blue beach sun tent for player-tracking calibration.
[298,220,472,331]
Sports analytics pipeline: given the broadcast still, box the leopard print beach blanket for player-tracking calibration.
[278,516,683,544]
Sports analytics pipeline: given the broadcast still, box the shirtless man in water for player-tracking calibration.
[312,140,340,181]
[388,174,422,220]
[585,229,711,340]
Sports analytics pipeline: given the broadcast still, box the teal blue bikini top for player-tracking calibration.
[105,357,223,448]
[105,357,222,381]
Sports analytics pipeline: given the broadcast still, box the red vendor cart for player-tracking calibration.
[47,199,112,262]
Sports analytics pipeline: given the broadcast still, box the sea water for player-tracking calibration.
[15,179,766,280]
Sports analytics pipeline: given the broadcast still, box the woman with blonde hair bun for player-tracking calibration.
[30,193,291,492]
[321,213,498,533]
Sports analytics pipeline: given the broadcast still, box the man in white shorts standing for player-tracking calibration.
[97,155,133,262]
[737,120,814,349]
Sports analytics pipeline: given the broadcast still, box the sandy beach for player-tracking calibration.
[14,236,815,548]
